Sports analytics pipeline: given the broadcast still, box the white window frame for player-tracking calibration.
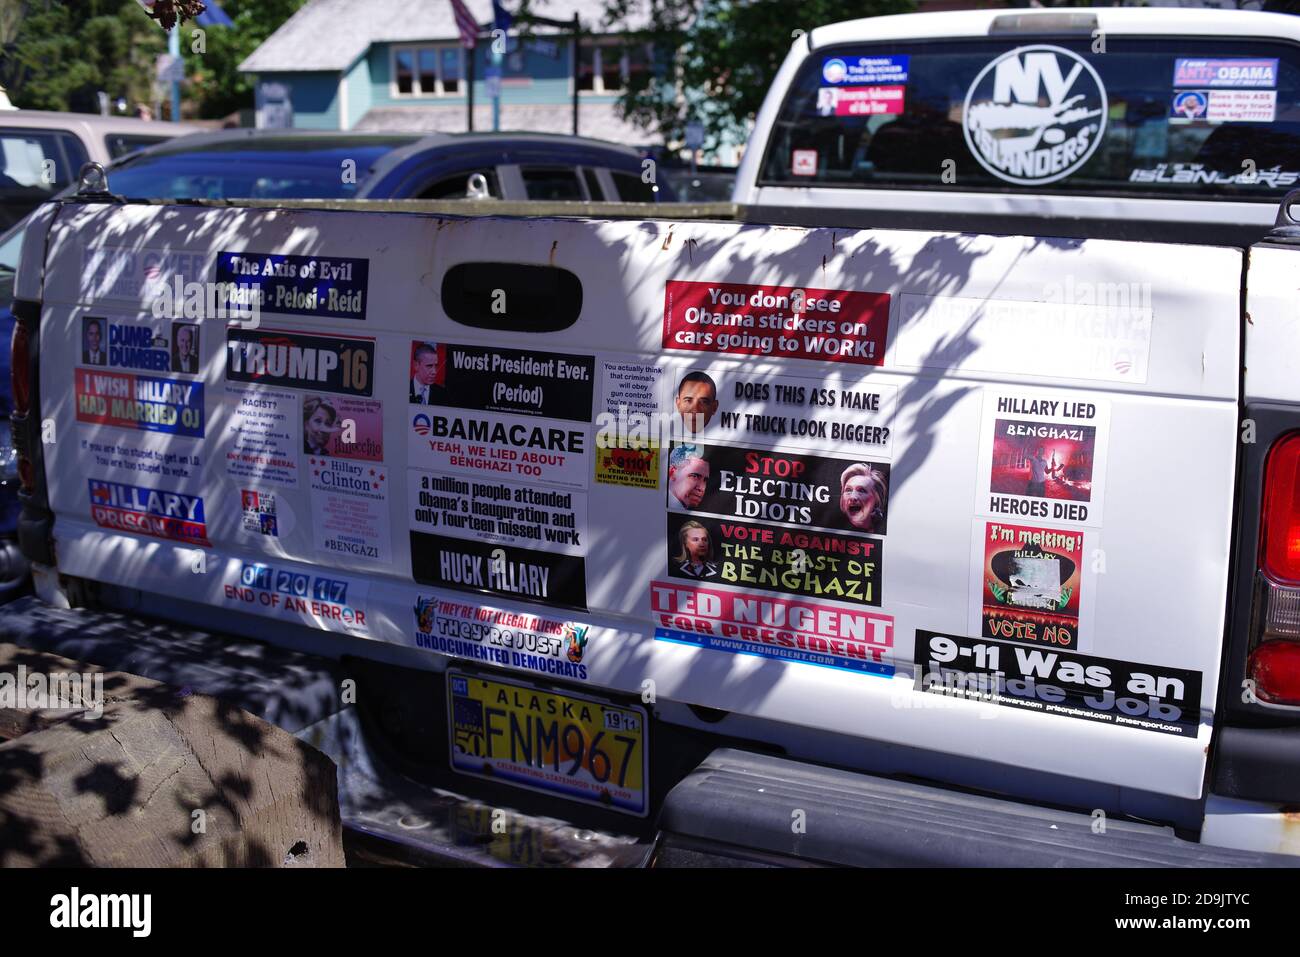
[390,43,465,98]
[577,40,652,95]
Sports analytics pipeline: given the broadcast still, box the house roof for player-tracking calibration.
[240,0,654,74]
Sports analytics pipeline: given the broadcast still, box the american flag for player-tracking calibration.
[449,0,479,49]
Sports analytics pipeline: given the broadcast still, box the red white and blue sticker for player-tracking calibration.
[822,55,909,85]
[1173,58,1277,88]
[88,479,210,546]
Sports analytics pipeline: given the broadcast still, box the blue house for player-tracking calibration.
[239,0,659,144]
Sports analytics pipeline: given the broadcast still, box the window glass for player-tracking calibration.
[611,170,656,202]
[578,45,597,91]
[105,134,170,159]
[104,139,412,199]
[418,49,439,93]
[441,48,461,94]
[581,167,603,199]
[602,47,625,92]
[418,168,499,199]
[761,38,1300,199]
[0,129,86,191]
[521,167,583,200]
[627,44,651,87]
[396,50,415,94]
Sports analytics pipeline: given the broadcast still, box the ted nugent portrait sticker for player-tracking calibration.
[963,44,1107,186]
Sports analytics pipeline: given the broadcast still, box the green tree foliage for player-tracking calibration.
[2,1,165,113]
[182,0,306,119]
[599,0,916,149]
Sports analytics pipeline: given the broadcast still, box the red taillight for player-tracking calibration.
[1249,640,1300,705]
[1260,433,1300,584]
[9,319,32,493]
[9,319,28,415]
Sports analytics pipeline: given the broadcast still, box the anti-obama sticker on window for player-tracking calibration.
[963,45,1107,186]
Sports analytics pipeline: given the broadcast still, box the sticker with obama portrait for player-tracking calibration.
[660,363,897,459]
[666,442,889,537]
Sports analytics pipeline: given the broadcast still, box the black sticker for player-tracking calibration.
[666,512,882,606]
[215,252,368,320]
[914,629,1202,736]
[411,531,587,611]
[407,342,595,421]
[226,328,375,397]
[667,441,889,536]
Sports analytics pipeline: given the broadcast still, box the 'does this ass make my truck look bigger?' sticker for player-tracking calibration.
[963,45,1106,186]
[663,281,890,366]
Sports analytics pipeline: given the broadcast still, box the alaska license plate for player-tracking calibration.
[448,671,648,816]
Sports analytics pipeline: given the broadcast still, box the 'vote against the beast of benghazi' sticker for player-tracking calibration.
[963,44,1107,186]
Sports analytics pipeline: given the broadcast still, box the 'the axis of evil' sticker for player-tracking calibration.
[214,251,368,321]
[663,281,890,366]
[970,519,1095,651]
[975,391,1109,527]
[914,630,1202,736]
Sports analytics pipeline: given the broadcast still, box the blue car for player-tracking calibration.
[90,129,676,203]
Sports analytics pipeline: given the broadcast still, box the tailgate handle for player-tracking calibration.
[441,262,583,332]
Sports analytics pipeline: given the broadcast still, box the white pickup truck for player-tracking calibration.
[735,7,1300,247]
[5,7,1300,868]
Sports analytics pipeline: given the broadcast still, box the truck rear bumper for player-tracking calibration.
[1,596,1292,868]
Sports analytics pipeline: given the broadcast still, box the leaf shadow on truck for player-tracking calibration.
[5,195,1052,863]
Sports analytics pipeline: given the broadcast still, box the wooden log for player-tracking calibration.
[0,643,344,867]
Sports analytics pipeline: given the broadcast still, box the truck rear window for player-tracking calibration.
[761,37,1300,198]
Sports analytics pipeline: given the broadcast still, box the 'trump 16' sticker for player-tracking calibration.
[963,44,1106,186]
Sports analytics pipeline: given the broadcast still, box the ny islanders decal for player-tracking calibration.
[963,45,1107,186]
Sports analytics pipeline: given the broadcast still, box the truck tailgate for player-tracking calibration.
[33,202,1240,803]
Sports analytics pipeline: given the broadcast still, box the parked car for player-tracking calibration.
[0,111,202,231]
[93,129,677,202]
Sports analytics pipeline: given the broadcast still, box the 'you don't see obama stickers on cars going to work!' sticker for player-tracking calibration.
[664,281,890,366]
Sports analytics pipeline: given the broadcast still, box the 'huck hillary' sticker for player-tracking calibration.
[963,44,1106,186]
